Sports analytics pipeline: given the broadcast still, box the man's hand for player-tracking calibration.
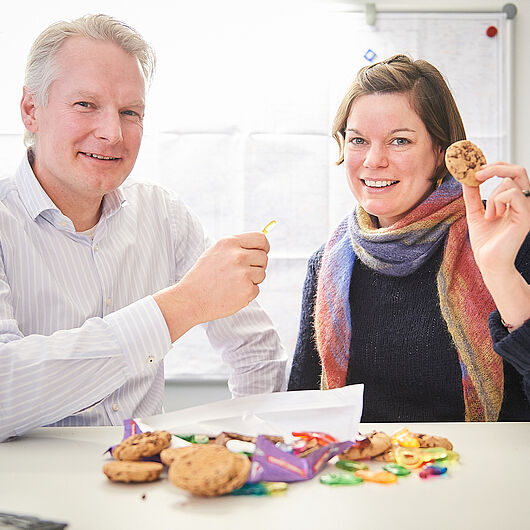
[154,232,270,342]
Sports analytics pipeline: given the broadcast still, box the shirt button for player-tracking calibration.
[112,403,119,412]
[94,244,99,252]
[146,356,155,364]
[106,298,112,306]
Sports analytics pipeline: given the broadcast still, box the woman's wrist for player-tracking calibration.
[479,268,530,332]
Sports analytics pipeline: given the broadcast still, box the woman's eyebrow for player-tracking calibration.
[346,127,417,134]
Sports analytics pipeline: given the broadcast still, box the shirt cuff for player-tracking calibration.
[104,296,172,377]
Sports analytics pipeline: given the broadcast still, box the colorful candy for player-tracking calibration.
[420,447,460,464]
[231,481,288,495]
[226,439,256,455]
[354,470,398,484]
[174,434,209,444]
[320,473,364,486]
[419,465,448,479]
[193,434,210,444]
[382,463,411,476]
[335,460,369,472]
[393,446,428,469]
[391,427,420,448]
[292,431,338,446]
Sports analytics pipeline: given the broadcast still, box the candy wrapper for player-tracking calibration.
[247,435,354,483]
[105,419,144,458]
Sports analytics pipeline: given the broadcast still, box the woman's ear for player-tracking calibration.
[436,144,444,166]
[20,87,38,132]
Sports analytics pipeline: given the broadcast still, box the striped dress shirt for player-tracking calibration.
[0,154,286,441]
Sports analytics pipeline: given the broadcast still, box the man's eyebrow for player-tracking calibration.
[67,90,97,100]
[125,100,146,109]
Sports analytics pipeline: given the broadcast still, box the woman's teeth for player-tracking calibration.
[363,179,397,188]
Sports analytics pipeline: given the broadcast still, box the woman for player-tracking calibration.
[288,55,529,422]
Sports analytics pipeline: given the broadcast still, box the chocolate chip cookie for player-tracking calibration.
[445,140,486,187]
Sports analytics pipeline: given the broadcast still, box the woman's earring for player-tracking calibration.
[436,176,444,189]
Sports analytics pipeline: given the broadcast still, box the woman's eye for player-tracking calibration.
[392,138,410,146]
[75,101,90,108]
[349,137,365,145]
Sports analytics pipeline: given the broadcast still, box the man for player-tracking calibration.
[0,14,285,442]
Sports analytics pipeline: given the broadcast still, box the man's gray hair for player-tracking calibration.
[23,13,156,147]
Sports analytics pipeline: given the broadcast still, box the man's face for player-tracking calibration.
[26,36,145,203]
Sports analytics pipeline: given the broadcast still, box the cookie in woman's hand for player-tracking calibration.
[445,140,487,187]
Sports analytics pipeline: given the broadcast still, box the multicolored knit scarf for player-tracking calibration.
[314,177,503,421]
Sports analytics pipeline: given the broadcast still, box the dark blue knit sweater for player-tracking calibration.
[288,235,530,422]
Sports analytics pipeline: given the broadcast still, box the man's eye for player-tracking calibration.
[75,102,91,108]
[122,110,140,117]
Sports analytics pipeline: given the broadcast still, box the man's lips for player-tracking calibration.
[79,151,121,161]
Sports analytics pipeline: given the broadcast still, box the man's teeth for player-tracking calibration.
[85,153,118,160]
[364,180,397,188]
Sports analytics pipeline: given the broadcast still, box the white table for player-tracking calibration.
[1,422,528,530]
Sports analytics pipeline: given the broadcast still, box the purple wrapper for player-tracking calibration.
[248,436,354,483]
[105,419,142,454]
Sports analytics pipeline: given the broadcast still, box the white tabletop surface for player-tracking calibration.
[1,422,529,530]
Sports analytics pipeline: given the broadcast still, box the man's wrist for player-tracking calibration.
[153,284,202,343]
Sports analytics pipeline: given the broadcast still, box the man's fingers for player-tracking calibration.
[249,266,266,285]
[237,231,271,253]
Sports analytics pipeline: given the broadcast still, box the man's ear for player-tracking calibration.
[20,87,39,133]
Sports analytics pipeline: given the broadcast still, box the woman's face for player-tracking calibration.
[344,92,443,228]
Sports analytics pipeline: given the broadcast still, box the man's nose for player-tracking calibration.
[95,111,123,144]
[363,143,388,169]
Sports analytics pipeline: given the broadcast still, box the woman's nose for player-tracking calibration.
[363,144,388,169]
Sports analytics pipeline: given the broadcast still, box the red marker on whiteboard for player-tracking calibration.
[486,26,498,38]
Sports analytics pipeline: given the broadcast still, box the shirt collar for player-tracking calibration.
[15,150,127,222]
[15,150,58,220]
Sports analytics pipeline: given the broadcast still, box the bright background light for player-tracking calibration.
[0,1,508,382]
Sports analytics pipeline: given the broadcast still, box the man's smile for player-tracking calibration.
[80,151,120,160]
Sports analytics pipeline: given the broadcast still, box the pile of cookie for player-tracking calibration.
[339,429,453,463]
[103,430,281,497]
[103,430,171,485]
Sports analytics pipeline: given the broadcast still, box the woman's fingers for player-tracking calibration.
[462,184,484,221]
[484,178,530,221]
[475,161,530,189]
